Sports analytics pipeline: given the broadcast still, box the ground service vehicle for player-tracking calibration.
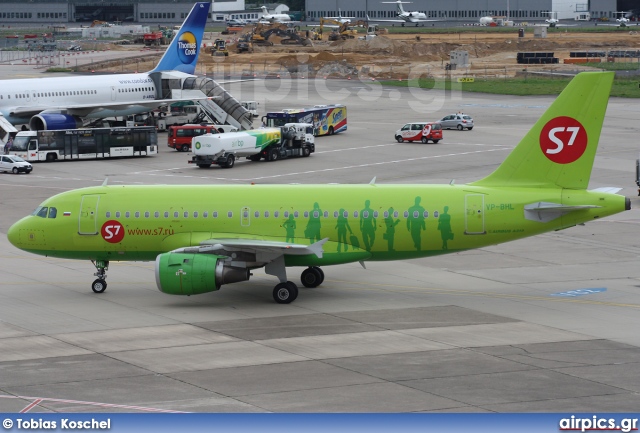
[439,113,474,130]
[0,155,32,174]
[189,123,314,168]
[168,124,239,152]
[10,127,158,162]
[263,105,346,136]
[211,39,229,56]
[395,122,442,143]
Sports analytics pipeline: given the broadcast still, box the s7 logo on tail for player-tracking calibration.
[540,116,588,164]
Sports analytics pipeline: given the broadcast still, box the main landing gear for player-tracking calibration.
[267,255,326,304]
[91,260,109,293]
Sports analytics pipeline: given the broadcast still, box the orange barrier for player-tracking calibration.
[563,58,601,64]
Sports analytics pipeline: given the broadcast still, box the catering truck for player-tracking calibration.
[189,123,314,169]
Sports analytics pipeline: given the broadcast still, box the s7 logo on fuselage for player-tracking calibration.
[101,220,125,243]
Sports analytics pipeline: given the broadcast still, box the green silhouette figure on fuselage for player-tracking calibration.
[305,202,322,243]
[335,208,352,252]
[383,207,400,252]
[283,214,296,243]
[407,196,426,251]
[360,200,376,251]
[437,206,453,250]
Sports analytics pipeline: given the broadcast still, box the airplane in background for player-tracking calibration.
[259,5,292,23]
[0,2,211,130]
[538,11,576,28]
[323,8,356,24]
[7,72,630,304]
[599,11,638,27]
[367,0,439,27]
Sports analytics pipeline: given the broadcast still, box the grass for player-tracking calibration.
[585,62,640,71]
[379,75,640,98]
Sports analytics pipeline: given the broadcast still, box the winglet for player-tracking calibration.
[101,178,108,187]
[369,176,377,185]
[308,238,329,258]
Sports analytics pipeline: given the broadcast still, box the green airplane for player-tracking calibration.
[7,72,630,304]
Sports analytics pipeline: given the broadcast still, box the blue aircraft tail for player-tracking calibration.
[151,2,210,74]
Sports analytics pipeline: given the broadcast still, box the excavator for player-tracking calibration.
[316,18,368,41]
[248,23,311,46]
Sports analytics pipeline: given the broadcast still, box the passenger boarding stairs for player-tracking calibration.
[179,76,254,131]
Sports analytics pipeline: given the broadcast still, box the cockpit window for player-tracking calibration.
[34,206,48,218]
[48,207,57,218]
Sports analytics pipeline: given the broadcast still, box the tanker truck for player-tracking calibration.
[189,123,315,169]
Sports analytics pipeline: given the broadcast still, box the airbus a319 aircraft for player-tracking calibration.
[0,2,210,130]
[7,72,630,304]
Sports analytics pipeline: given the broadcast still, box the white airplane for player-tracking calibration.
[0,2,211,130]
[324,8,356,24]
[368,1,438,27]
[259,6,292,23]
[539,11,576,28]
[599,12,637,27]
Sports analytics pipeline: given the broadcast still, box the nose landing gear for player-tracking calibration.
[91,260,109,293]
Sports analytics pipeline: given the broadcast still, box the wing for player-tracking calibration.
[9,96,212,119]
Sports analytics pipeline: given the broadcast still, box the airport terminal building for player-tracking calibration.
[0,0,620,24]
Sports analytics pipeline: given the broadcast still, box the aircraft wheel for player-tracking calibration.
[312,266,324,285]
[301,267,323,288]
[92,279,107,293]
[273,281,298,304]
[421,137,428,143]
[396,136,403,143]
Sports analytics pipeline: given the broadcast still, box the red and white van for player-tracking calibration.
[168,124,239,152]
[394,122,443,144]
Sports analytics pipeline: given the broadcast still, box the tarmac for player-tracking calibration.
[1,76,640,413]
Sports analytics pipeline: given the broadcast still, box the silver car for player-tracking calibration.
[439,113,474,131]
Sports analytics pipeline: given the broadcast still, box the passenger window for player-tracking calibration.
[174,212,179,218]
[144,212,150,218]
[164,212,169,218]
[264,211,269,217]
[227,211,233,218]
[294,211,299,217]
[304,211,309,218]
[401,124,410,131]
[423,211,429,218]
[403,211,408,218]
[434,211,439,218]
[106,212,111,218]
[193,211,198,218]
[203,211,208,218]
[154,211,159,218]
[135,212,140,218]
[125,212,130,218]
[383,211,389,218]
[393,211,398,218]
[116,211,121,218]
[373,211,378,218]
[254,211,259,218]
[274,211,279,218]
[183,212,188,218]
[284,211,289,218]
[48,207,57,218]
[213,211,218,218]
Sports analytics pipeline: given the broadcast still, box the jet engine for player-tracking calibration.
[155,252,250,295]
[29,114,83,131]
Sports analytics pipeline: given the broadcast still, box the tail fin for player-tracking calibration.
[151,2,210,74]
[470,72,614,190]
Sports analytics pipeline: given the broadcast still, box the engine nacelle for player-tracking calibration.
[155,252,250,295]
[29,114,82,131]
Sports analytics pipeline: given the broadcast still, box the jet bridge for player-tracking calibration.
[151,71,253,131]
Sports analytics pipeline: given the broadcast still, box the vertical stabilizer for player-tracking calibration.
[151,2,211,74]
[470,72,614,190]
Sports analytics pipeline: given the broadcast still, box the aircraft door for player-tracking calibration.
[79,194,101,235]
[241,206,250,227]
[464,194,486,234]
[111,86,116,101]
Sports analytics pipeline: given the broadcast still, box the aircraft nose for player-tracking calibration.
[7,220,21,248]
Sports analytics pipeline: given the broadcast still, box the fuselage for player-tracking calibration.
[7,184,627,266]
[0,73,157,124]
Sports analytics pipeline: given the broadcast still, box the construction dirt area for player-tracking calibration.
[100,29,640,79]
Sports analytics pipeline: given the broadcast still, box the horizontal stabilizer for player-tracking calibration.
[524,201,600,223]
[590,187,622,194]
